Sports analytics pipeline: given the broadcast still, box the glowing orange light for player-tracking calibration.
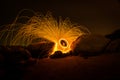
[59,38,68,48]
[51,38,71,54]
[0,11,91,55]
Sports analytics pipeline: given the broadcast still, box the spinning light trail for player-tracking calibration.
[0,10,90,55]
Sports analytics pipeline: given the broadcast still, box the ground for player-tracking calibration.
[23,53,120,80]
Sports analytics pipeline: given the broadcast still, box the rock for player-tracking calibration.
[8,46,32,64]
[0,46,12,55]
[0,54,4,62]
[105,39,120,53]
[0,53,4,67]
[50,51,71,58]
[23,57,37,66]
[71,34,110,57]
[0,46,12,65]
[27,42,54,58]
[0,46,34,66]
[0,46,36,80]
[106,29,120,40]
[50,51,63,58]
[105,29,120,53]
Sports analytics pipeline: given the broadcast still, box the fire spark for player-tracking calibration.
[0,10,90,55]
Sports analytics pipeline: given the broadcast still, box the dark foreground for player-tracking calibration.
[23,53,120,80]
[0,53,120,80]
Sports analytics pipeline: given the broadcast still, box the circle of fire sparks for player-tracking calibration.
[51,38,71,55]
[59,39,68,47]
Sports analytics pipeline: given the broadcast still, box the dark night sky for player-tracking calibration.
[0,0,120,35]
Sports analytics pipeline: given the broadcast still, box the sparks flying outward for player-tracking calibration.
[0,10,90,55]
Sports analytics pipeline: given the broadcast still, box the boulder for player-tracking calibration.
[0,53,4,66]
[0,46,35,66]
[71,34,110,57]
[50,51,70,58]
[27,42,55,58]
[6,46,34,65]
[50,51,63,58]
[106,29,120,40]
[105,39,120,53]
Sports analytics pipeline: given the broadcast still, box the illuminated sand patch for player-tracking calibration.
[0,10,90,55]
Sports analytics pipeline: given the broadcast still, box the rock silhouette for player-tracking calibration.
[0,46,36,80]
[71,35,110,58]
[106,29,120,40]
[50,51,70,58]
[105,29,120,53]
[106,39,120,53]
[27,42,54,58]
